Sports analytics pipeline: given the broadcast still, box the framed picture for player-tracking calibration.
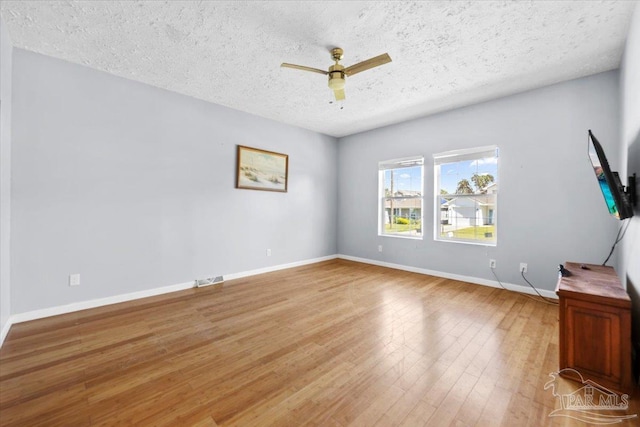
[236,145,289,192]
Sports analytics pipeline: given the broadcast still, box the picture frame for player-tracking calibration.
[236,145,289,192]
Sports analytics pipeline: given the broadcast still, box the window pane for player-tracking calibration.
[383,166,422,196]
[438,194,496,243]
[435,147,498,245]
[379,158,423,239]
[383,197,422,237]
[439,158,497,195]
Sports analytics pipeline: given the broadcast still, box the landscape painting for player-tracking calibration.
[236,145,289,192]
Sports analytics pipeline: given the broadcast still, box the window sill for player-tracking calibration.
[434,238,496,247]
[379,233,424,240]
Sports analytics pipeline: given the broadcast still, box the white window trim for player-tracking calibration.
[378,156,424,239]
[433,146,498,246]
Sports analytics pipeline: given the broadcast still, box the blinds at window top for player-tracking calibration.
[378,156,424,170]
[433,146,498,165]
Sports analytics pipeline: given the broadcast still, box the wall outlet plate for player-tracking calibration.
[489,259,496,269]
[520,263,528,273]
[69,273,80,286]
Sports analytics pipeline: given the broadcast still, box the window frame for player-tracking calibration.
[378,156,424,239]
[433,146,498,246]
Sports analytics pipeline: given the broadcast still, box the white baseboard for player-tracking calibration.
[0,317,12,347]
[224,254,338,281]
[1,252,553,348]
[10,280,197,325]
[337,254,558,299]
[5,254,340,329]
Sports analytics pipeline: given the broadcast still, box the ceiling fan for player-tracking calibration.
[281,47,392,101]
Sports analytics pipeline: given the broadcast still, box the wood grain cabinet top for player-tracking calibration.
[556,262,631,306]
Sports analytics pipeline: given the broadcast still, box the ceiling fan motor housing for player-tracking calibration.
[328,64,345,90]
[281,47,391,101]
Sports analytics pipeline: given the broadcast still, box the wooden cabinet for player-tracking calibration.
[556,262,634,394]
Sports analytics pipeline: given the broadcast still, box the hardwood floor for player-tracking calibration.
[1,259,638,426]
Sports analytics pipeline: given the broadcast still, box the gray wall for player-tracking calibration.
[11,48,338,314]
[620,3,640,366]
[0,17,12,337]
[3,29,630,321]
[338,71,620,291]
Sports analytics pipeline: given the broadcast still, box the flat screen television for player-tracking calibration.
[588,130,634,220]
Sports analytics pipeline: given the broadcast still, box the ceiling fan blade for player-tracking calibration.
[281,63,328,75]
[343,53,392,76]
[334,88,345,101]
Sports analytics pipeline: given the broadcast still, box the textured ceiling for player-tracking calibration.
[0,1,637,137]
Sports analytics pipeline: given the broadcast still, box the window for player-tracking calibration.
[378,156,424,238]
[434,146,498,245]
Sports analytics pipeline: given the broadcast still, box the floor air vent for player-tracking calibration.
[195,276,224,287]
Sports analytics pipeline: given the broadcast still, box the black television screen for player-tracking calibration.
[588,130,633,220]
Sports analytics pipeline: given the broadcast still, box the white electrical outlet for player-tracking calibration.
[520,263,528,273]
[69,273,80,287]
[378,245,383,253]
[489,259,496,269]
[266,249,272,256]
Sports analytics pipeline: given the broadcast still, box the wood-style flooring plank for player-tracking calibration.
[1,259,638,426]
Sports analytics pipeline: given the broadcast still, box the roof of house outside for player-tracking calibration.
[441,194,495,208]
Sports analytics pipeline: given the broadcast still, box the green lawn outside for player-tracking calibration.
[385,222,421,233]
[384,223,495,240]
[442,225,495,241]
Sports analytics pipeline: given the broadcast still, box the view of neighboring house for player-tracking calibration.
[440,182,497,228]
[384,190,422,224]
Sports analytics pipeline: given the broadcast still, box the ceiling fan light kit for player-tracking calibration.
[281,47,391,101]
